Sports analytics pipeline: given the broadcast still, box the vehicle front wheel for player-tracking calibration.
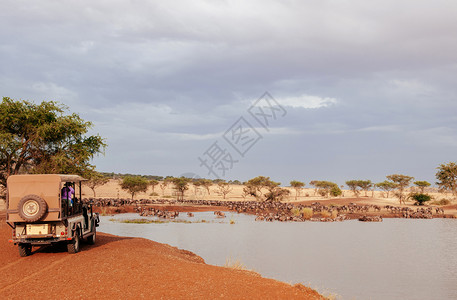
[67,234,80,254]
[18,244,32,257]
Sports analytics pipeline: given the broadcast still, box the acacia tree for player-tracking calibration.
[290,180,305,200]
[358,180,373,197]
[195,178,213,195]
[159,178,172,196]
[375,180,398,198]
[414,181,431,194]
[315,181,341,197]
[243,176,284,201]
[436,162,457,198]
[121,176,149,200]
[171,177,192,200]
[217,180,233,199]
[83,171,109,197]
[346,180,361,197]
[386,174,414,205]
[0,97,106,187]
[149,179,159,193]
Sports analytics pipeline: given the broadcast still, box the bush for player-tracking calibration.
[330,186,342,197]
[301,207,313,220]
[409,193,431,205]
[149,192,159,197]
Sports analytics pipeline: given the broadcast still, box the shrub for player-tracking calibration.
[149,192,159,196]
[409,193,431,205]
[330,186,342,197]
[291,207,300,217]
[321,210,331,218]
[301,207,313,220]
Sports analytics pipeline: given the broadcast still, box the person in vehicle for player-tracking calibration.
[61,182,75,207]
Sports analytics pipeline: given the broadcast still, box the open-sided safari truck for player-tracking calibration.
[6,174,99,257]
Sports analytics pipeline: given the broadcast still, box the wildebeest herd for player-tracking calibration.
[83,197,451,222]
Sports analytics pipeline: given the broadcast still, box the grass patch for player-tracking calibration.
[302,207,313,220]
[224,257,248,270]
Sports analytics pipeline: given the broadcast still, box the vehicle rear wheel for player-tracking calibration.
[18,244,32,257]
[67,233,80,254]
[87,227,96,245]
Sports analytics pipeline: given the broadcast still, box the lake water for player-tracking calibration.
[99,212,457,300]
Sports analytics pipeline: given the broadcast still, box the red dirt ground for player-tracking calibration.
[0,213,323,299]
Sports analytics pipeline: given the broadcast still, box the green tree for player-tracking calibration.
[290,180,305,200]
[386,174,414,205]
[171,177,192,200]
[346,180,361,197]
[244,176,283,201]
[375,180,398,198]
[159,178,172,196]
[330,185,342,197]
[0,97,106,187]
[315,181,339,197]
[409,193,431,205]
[217,180,233,199]
[414,181,431,194]
[195,178,213,195]
[83,171,109,197]
[149,179,159,193]
[120,176,149,200]
[358,180,373,197]
[436,162,457,198]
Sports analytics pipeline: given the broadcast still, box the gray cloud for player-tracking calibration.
[1,0,456,184]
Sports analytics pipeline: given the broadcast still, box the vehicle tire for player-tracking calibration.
[18,194,47,222]
[87,227,96,245]
[18,244,32,257]
[67,233,80,254]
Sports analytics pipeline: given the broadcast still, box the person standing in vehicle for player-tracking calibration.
[61,182,75,207]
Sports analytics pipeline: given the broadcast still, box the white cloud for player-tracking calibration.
[277,95,338,109]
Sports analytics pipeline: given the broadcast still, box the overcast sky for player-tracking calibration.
[1,0,456,186]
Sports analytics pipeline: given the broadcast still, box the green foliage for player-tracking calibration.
[264,187,290,202]
[244,176,280,201]
[290,180,305,200]
[171,177,192,200]
[345,180,361,197]
[409,193,432,205]
[120,176,149,199]
[386,174,414,204]
[149,179,159,192]
[330,185,342,197]
[83,171,109,197]
[194,178,213,195]
[436,162,457,198]
[314,180,339,197]
[375,180,398,198]
[346,180,372,197]
[217,180,233,199]
[357,180,372,196]
[0,97,106,187]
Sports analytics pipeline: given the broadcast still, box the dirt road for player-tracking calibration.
[0,215,323,299]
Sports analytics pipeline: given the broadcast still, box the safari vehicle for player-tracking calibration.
[6,174,99,257]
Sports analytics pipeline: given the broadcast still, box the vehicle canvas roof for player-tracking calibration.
[7,174,87,184]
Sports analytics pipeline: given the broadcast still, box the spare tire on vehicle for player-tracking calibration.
[17,194,47,222]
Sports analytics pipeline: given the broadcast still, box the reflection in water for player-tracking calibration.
[99,213,457,300]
